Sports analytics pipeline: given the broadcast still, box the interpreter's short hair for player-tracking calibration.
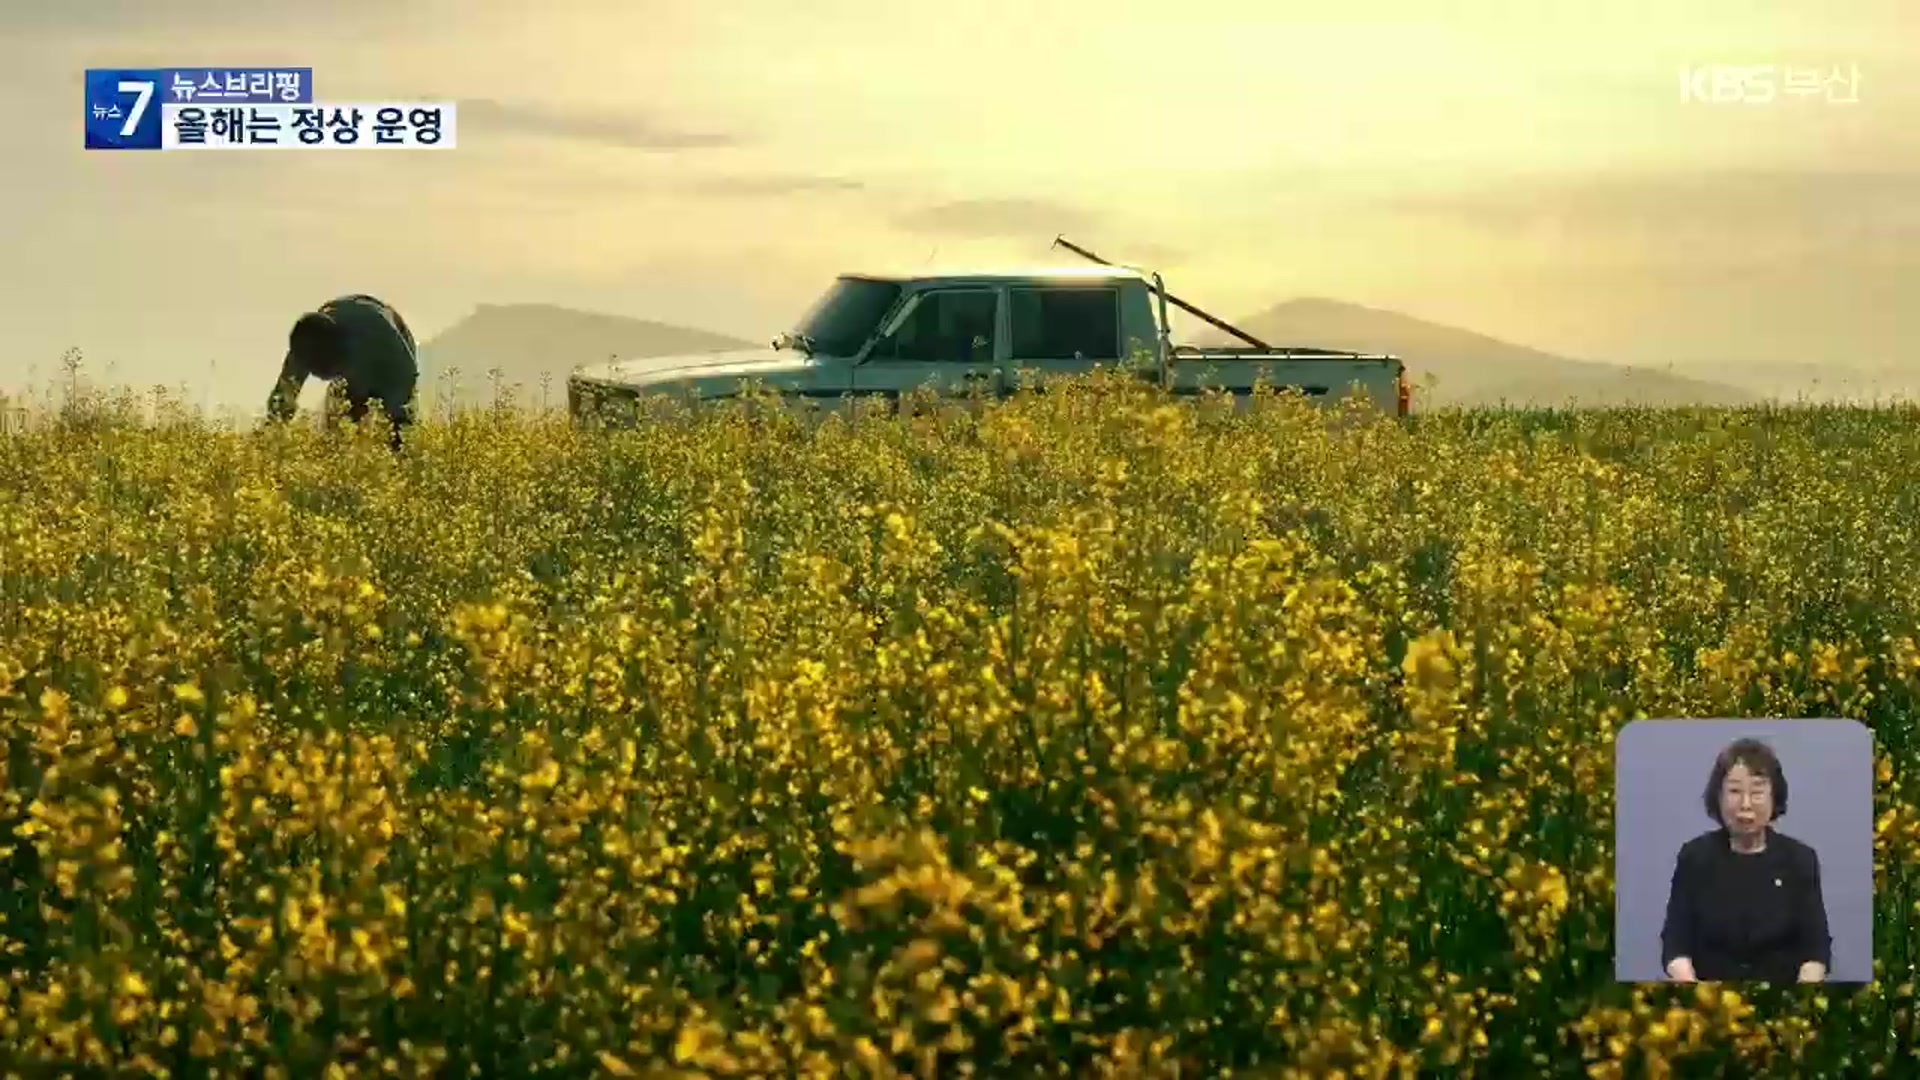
[290,311,346,378]
[1703,737,1788,823]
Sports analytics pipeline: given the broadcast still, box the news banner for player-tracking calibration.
[84,67,457,150]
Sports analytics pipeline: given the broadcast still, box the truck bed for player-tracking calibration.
[1157,344,1406,407]
[1168,345,1400,362]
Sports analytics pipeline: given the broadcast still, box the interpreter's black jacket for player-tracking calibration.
[1660,826,1832,981]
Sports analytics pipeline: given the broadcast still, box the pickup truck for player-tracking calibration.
[567,251,1410,425]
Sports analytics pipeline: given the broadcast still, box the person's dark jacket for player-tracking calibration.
[1660,826,1832,981]
[267,294,418,442]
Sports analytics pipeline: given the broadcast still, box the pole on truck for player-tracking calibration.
[1051,236,1271,349]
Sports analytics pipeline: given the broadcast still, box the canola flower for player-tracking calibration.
[0,372,1918,1076]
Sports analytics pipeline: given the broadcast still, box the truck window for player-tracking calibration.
[874,289,997,363]
[1009,287,1120,360]
[794,276,903,356]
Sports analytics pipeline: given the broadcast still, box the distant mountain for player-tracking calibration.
[1199,297,1755,408]
[1661,359,1920,404]
[418,303,754,409]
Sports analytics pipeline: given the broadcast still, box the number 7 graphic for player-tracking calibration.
[118,80,153,137]
[85,69,162,149]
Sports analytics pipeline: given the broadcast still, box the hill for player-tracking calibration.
[414,297,1760,411]
[1198,298,1755,408]
[418,303,754,409]
[1660,359,1920,404]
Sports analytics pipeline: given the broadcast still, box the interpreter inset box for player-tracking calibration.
[1614,718,1873,984]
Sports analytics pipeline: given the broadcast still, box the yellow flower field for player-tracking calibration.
[2,375,1917,1076]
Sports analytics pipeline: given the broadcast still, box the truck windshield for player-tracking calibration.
[791,277,902,357]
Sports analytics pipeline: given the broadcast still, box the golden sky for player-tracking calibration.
[3,0,1915,408]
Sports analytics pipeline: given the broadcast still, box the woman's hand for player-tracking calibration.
[1797,962,1827,983]
[1666,958,1697,982]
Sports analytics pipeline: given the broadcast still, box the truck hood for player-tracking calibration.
[571,347,817,390]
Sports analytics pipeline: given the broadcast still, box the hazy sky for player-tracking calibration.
[3,0,1915,409]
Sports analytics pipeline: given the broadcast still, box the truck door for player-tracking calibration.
[855,287,1003,407]
[1004,284,1127,396]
